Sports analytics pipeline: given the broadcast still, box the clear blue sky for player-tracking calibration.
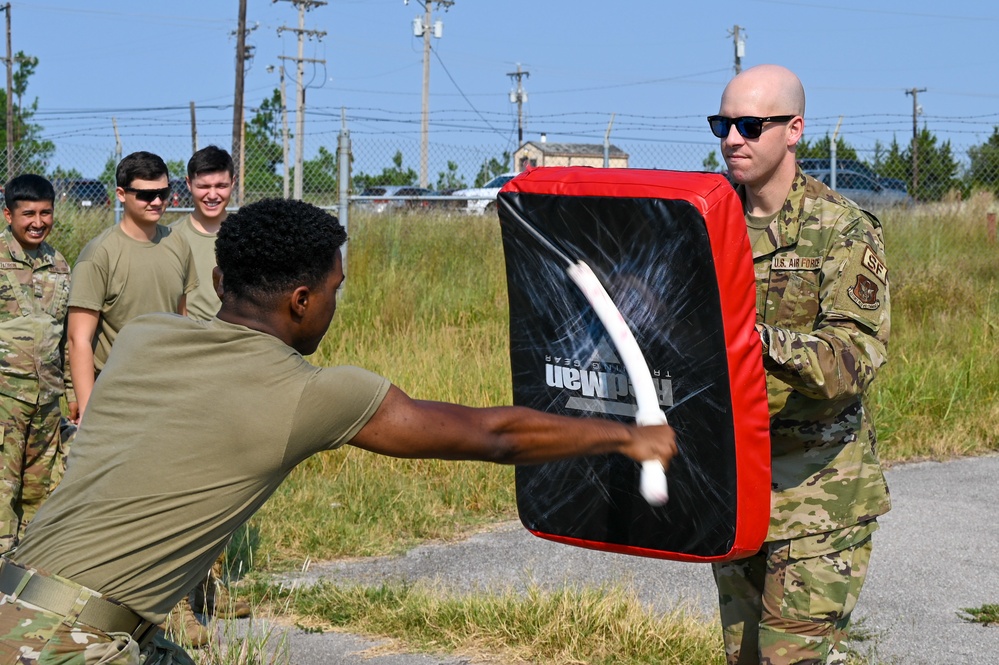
[15,0,999,176]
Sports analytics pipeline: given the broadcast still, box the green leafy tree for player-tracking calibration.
[243,89,284,196]
[474,151,511,187]
[98,156,117,188]
[871,131,961,201]
[435,160,466,191]
[966,127,999,196]
[909,127,961,201]
[872,137,909,183]
[166,159,186,180]
[353,151,418,190]
[300,145,338,197]
[702,150,720,172]
[796,135,859,161]
[48,166,83,180]
[2,51,55,180]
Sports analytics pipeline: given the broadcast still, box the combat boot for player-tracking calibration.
[191,561,251,619]
[161,596,210,648]
[210,581,252,619]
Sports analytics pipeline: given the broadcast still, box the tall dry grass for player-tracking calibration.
[873,192,999,460]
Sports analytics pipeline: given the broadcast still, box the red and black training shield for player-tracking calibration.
[497,166,770,562]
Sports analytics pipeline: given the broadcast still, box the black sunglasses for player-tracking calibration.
[707,115,796,139]
[124,186,171,203]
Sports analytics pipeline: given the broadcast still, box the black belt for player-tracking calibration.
[0,559,157,646]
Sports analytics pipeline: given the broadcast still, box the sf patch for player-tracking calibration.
[861,245,887,284]
[848,274,881,310]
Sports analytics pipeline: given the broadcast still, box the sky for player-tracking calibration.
[14,0,999,178]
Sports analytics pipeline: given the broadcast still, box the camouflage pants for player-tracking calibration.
[0,400,67,555]
[0,591,193,665]
[711,524,875,665]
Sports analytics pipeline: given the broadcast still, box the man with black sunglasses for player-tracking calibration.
[707,65,891,665]
[67,151,198,421]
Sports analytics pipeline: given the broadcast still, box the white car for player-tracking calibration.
[450,173,518,215]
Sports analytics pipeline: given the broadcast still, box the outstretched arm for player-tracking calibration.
[350,385,677,468]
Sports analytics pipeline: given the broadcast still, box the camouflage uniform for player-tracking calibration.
[712,169,891,665]
[0,227,75,555]
[0,564,193,664]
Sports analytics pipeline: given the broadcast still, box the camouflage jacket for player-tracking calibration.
[741,169,891,541]
[0,226,73,405]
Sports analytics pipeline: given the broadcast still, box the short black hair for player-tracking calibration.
[4,174,55,211]
[188,145,234,179]
[215,198,347,301]
[116,151,169,188]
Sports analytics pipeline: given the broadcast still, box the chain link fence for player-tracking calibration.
[5,120,999,260]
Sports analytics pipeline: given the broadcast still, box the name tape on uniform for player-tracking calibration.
[771,255,822,271]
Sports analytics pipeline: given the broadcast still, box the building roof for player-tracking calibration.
[519,141,629,158]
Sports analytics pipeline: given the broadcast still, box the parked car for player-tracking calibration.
[879,177,909,193]
[805,169,913,208]
[169,178,194,208]
[53,179,110,208]
[354,185,434,214]
[796,158,881,182]
[450,173,518,215]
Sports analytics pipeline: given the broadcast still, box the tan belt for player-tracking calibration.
[0,559,157,646]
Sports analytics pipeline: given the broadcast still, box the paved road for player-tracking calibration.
[225,455,999,664]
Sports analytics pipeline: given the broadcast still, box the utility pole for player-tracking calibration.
[268,64,292,199]
[507,64,529,147]
[190,101,198,154]
[905,87,926,198]
[232,0,248,204]
[410,0,453,188]
[729,25,745,75]
[2,3,13,179]
[277,0,326,200]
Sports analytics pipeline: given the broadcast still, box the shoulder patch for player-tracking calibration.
[771,255,822,270]
[861,244,887,284]
[848,274,881,310]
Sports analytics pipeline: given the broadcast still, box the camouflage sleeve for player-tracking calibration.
[759,213,890,401]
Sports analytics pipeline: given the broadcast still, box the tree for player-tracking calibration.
[702,150,720,172]
[300,145,338,199]
[474,151,511,187]
[1,51,55,180]
[166,159,186,180]
[872,137,909,183]
[966,127,999,196]
[871,130,961,201]
[243,89,284,197]
[48,166,83,180]
[796,134,858,161]
[908,127,961,201]
[352,151,417,190]
[435,160,466,192]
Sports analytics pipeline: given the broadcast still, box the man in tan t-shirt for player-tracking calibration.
[170,145,233,322]
[0,198,678,664]
[67,151,197,419]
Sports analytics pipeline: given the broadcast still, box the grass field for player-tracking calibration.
[49,198,998,664]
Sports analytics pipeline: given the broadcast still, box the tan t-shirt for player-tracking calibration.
[68,224,198,369]
[170,216,221,321]
[15,314,390,623]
